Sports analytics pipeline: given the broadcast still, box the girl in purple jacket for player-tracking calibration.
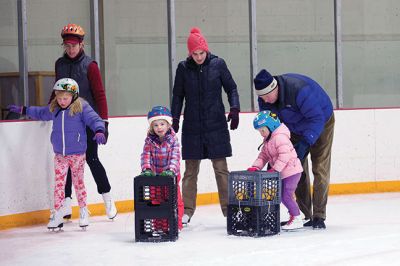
[140,106,184,230]
[8,78,106,231]
[247,110,303,231]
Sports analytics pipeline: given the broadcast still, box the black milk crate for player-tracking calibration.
[134,175,178,242]
[227,203,280,237]
[228,171,281,206]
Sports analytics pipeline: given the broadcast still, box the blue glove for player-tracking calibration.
[294,140,310,160]
[8,105,23,114]
[93,132,106,145]
[160,170,175,177]
[141,169,155,176]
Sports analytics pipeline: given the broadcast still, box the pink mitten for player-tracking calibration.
[247,167,260,172]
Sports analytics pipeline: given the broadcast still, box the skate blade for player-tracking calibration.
[79,225,88,230]
[47,224,63,232]
[281,227,305,232]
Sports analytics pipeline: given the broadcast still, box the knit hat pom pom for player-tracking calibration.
[190,27,201,34]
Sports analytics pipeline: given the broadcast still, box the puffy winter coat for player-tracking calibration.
[56,52,95,111]
[171,53,240,160]
[252,123,303,179]
[26,99,105,156]
[140,129,180,176]
[258,73,333,146]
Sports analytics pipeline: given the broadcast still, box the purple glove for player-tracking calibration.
[8,105,23,114]
[93,132,106,145]
[227,108,239,130]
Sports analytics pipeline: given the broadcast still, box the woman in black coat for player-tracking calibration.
[171,27,240,224]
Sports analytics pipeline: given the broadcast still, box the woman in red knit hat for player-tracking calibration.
[171,27,241,225]
[48,23,117,221]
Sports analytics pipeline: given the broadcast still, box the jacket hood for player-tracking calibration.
[270,123,291,139]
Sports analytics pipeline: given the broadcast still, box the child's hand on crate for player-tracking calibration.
[247,166,260,172]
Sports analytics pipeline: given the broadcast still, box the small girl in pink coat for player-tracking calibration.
[247,110,303,230]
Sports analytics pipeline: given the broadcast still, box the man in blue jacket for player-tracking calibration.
[254,69,335,229]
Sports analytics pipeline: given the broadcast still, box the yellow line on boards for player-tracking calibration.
[1,181,399,230]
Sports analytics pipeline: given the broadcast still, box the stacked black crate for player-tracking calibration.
[227,171,281,237]
[134,175,178,242]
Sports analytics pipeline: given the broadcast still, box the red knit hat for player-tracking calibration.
[187,27,209,55]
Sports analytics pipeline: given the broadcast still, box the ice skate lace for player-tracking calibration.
[286,216,294,225]
[80,208,91,219]
[49,211,55,221]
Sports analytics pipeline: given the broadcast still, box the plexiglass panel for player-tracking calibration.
[342,0,400,108]
[175,0,251,111]
[103,0,169,116]
[256,0,336,108]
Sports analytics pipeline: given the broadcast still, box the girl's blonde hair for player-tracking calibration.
[50,91,83,116]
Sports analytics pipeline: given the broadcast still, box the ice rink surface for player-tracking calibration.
[1,192,400,266]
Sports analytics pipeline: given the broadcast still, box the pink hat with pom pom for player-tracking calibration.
[187,27,209,55]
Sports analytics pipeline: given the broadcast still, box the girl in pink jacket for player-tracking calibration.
[248,110,303,230]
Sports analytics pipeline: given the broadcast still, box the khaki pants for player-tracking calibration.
[182,158,229,218]
[293,113,335,220]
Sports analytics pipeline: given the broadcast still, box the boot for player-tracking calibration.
[47,209,64,230]
[63,197,72,219]
[282,215,303,231]
[102,192,117,219]
[312,217,326,229]
[182,214,191,225]
[79,207,90,228]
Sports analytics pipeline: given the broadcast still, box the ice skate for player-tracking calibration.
[63,197,72,219]
[47,209,64,231]
[182,214,191,226]
[102,192,117,220]
[282,215,303,231]
[79,206,90,229]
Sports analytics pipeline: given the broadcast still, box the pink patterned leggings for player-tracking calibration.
[54,154,87,210]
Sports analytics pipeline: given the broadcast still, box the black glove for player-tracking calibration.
[294,140,310,160]
[227,108,239,130]
[172,118,180,133]
[104,121,109,143]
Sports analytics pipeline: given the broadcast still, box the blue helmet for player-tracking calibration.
[147,106,172,125]
[253,110,281,132]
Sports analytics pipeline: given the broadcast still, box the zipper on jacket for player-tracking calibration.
[62,111,66,156]
[77,133,80,143]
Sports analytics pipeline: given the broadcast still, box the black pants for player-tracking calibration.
[65,127,111,197]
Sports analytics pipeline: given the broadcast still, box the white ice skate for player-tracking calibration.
[79,207,90,229]
[102,192,117,220]
[63,197,72,219]
[182,214,191,226]
[47,209,64,231]
[282,215,304,231]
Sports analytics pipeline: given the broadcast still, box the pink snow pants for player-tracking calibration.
[54,154,87,210]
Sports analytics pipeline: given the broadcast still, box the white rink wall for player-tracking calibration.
[1,109,400,216]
